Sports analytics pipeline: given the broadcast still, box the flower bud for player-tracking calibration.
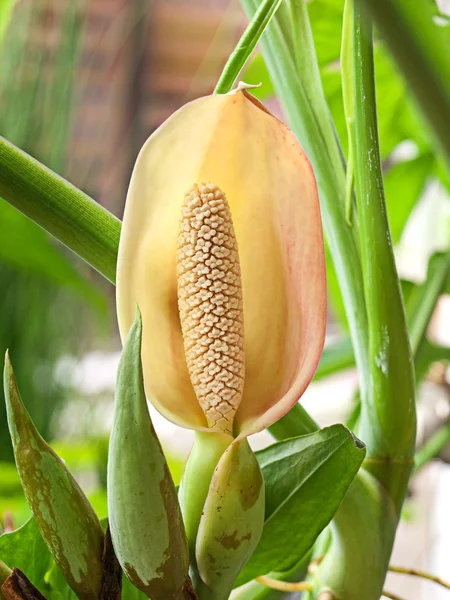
[107,309,189,600]
[195,437,264,600]
[3,352,104,600]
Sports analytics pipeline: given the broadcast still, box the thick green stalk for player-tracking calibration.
[313,470,397,600]
[0,136,120,283]
[352,5,416,477]
[358,0,450,167]
[312,8,416,599]
[240,0,370,408]
[214,0,283,94]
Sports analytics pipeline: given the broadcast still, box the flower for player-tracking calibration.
[116,89,326,437]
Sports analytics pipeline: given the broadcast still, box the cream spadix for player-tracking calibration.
[117,89,326,436]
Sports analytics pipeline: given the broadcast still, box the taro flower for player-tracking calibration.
[116,89,326,438]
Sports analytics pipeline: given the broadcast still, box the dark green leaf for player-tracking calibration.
[234,425,365,586]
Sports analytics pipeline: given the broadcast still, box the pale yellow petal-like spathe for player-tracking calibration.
[116,91,326,433]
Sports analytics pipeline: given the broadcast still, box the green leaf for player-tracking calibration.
[101,518,149,600]
[108,309,189,599]
[0,516,148,599]
[384,154,434,244]
[0,517,52,595]
[325,241,348,328]
[234,424,366,586]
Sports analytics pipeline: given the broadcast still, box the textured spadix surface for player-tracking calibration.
[177,182,245,434]
[117,90,326,436]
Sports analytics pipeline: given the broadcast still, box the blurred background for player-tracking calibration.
[1,1,450,598]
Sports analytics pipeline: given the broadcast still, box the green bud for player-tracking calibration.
[3,352,104,600]
[195,437,265,600]
[179,430,233,561]
[107,308,189,600]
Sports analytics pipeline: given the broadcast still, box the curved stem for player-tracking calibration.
[214,0,283,94]
[0,136,121,283]
[382,592,406,600]
[389,565,450,590]
[256,576,312,592]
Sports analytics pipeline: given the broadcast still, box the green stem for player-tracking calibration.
[407,252,450,357]
[358,0,450,167]
[314,470,398,600]
[178,432,233,583]
[231,556,310,600]
[0,136,121,283]
[341,0,355,226]
[352,3,416,472]
[415,423,450,473]
[313,9,417,598]
[214,0,283,94]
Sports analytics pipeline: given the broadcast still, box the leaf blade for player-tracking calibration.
[235,424,365,586]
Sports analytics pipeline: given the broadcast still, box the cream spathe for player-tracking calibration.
[116,89,326,437]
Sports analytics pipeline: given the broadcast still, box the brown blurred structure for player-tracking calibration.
[16,0,244,217]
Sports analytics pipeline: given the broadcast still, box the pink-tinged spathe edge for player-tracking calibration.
[235,135,327,439]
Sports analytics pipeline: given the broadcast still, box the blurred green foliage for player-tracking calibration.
[0,1,109,462]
